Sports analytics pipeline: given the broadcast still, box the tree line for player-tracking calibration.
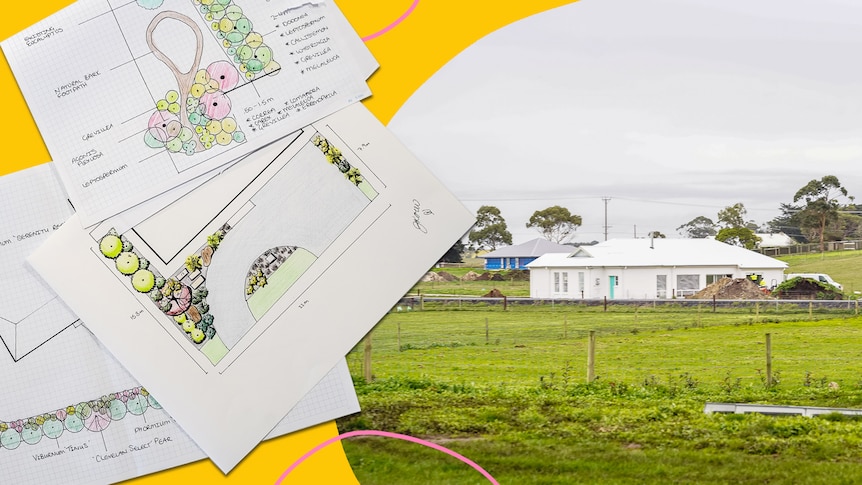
[677,175,855,251]
[439,174,854,262]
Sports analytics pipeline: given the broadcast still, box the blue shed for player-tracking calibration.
[480,238,573,270]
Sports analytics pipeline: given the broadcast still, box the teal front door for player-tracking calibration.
[609,276,616,299]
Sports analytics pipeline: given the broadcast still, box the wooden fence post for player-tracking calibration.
[485,317,489,344]
[587,330,596,383]
[363,332,373,383]
[765,333,772,387]
[564,315,568,339]
[712,295,716,313]
[809,301,813,320]
[603,296,607,312]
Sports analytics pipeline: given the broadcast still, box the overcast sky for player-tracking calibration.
[389,0,862,244]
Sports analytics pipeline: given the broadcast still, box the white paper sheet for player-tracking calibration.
[30,103,476,472]
[0,163,360,484]
[2,0,374,226]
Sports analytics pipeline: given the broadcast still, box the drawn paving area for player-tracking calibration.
[206,141,371,349]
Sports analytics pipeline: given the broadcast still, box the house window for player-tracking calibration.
[676,274,699,297]
[578,272,585,292]
[706,274,732,285]
[656,275,667,298]
[553,272,568,293]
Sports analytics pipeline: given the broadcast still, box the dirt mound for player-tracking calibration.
[691,277,770,300]
[774,278,843,300]
[490,273,505,281]
[475,272,493,281]
[421,272,444,282]
[507,269,531,281]
[484,288,505,298]
[461,271,481,281]
[436,271,459,282]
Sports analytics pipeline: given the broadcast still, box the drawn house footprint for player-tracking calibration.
[143,12,246,155]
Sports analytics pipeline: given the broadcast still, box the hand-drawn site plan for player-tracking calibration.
[30,103,476,472]
[1,0,373,226]
[0,163,361,484]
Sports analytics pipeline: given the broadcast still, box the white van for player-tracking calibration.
[785,273,843,291]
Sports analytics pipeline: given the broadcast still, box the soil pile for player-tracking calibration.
[691,277,770,299]
[436,271,459,282]
[773,278,843,300]
[421,272,444,282]
[476,272,493,281]
[484,288,505,298]
[461,271,481,281]
[507,269,531,281]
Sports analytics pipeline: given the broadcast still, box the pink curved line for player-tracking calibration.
[361,0,420,42]
[274,429,499,484]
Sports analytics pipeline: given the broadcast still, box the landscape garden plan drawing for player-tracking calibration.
[30,102,476,472]
[0,163,361,484]
[1,0,374,226]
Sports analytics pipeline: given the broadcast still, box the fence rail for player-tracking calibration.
[756,239,862,256]
[349,301,862,391]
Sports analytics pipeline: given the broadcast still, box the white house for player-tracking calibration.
[527,238,787,300]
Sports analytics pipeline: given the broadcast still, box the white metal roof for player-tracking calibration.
[755,232,795,248]
[526,238,787,270]
[481,238,574,259]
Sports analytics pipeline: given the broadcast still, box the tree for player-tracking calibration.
[525,206,582,243]
[468,206,513,250]
[715,203,760,249]
[793,175,852,252]
[716,227,760,249]
[676,216,717,238]
[438,239,465,263]
[717,203,748,228]
[767,202,805,242]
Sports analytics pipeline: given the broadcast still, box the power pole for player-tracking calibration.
[602,197,611,241]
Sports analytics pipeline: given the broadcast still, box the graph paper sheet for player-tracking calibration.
[30,103,476,472]
[1,0,374,227]
[0,163,360,484]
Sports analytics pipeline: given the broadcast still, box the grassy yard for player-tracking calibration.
[339,305,862,484]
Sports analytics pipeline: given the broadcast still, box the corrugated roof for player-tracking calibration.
[756,233,795,248]
[526,238,787,269]
[481,238,574,258]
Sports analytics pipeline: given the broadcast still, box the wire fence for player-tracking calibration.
[347,300,862,391]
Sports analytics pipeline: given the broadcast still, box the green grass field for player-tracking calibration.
[339,304,862,484]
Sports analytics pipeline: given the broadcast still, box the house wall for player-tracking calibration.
[530,266,785,299]
[485,257,537,270]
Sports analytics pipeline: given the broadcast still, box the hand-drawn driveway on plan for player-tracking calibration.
[205,142,371,349]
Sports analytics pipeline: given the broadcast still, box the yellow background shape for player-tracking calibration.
[0,0,575,482]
